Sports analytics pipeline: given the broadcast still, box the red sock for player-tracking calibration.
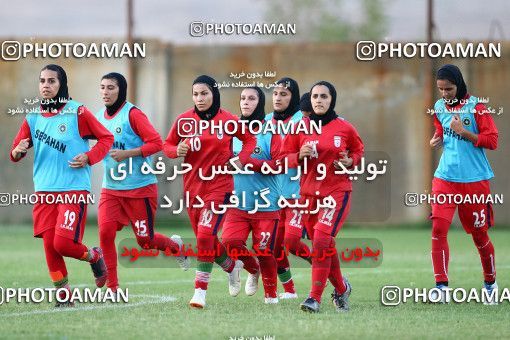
[196,232,216,263]
[285,234,312,263]
[136,232,180,253]
[99,221,120,289]
[472,230,496,283]
[258,254,277,298]
[42,229,68,286]
[328,238,346,294]
[431,217,450,284]
[195,261,214,290]
[195,268,212,290]
[310,230,333,303]
[224,240,259,274]
[274,221,290,269]
[53,234,90,261]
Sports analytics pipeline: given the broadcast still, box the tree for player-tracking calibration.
[264,0,388,42]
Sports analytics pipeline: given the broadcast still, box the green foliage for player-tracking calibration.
[264,0,389,42]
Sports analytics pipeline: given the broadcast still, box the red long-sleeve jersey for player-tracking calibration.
[281,116,364,196]
[10,105,113,164]
[163,108,257,201]
[433,95,498,150]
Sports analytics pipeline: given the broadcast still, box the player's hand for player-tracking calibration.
[225,158,242,171]
[177,140,190,157]
[429,132,442,148]
[109,149,129,162]
[450,114,465,135]
[334,151,353,169]
[12,138,30,158]
[298,144,313,161]
[69,153,89,168]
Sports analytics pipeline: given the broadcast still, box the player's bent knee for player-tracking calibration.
[471,229,490,247]
[284,236,300,254]
[99,225,117,241]
[431,217,450,238]
[52,235,75,257]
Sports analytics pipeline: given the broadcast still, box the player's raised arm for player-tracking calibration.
[77,106,114,165]
[473,103,498,150]
[129,108,163,157]
[430,115,443,148]
[10,119,32,162]
[232,117,256,165]
[107,107,163,163]
[346,122,365,168]
[163,117,188,158]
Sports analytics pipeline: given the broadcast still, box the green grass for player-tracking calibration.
[0,223,508,339]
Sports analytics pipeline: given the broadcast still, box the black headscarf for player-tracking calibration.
[192,75,220,120]
[299,92,312,112]
[102,72,127,116]
[240,86,265,123]
[40,64,69,113]
[309,81,338,126]
[436,64,468,107]
[273,77,300,121]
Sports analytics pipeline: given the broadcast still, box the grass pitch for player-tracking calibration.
[0,222,508,339]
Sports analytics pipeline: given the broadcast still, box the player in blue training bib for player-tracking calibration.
[429,64,499,303]
[266,77,312,299]
[96,72,189,291]
[10,64,113,306]
[221,86,282,304]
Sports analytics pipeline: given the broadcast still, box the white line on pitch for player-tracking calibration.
[1,294,176,317]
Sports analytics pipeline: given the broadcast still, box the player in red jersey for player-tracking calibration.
[281,81,364,313]
[10,64,113,306]
[163,75,257,308]
[96,72,189,292]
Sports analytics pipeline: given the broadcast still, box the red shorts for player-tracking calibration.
[280,206,304,238]
[222,209,279,250]
[431,177,494,234]
[32,191,88,242]
[287,192,352,239]
[186,193,231,236]
[98,193,157,239]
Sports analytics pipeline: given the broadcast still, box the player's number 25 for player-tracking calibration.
[473,209,486,228]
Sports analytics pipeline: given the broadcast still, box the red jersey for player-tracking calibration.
[163,108,256,201]
[281,116,364,196]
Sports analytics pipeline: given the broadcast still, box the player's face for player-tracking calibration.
[192,83,213,111]
[436,79,457,101]
[240,88,259,117]
[100,78,119,106]
[272,85,291,112]
[311,85,332,115]
[39,70,60,99]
